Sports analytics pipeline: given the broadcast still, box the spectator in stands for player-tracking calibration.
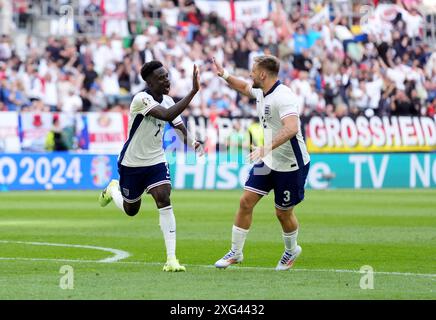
[0,0,14,36]
[233,39,250,71]
[237,95,255,118]
[391,89,419,115]
[293,48,313,72]
[0,61,5,80]
[101,64,120,106]
[207,90,230,116]
[0,34,12,61]
[82,0,102,34]
[87,82,107,111]
[43,73,59,111]
[83,61,98,91]
[45,114,68,151]
[14,0,30,29]
[30,98,49,112]
[1,79,27,111]
[62,88,82,114]
[426,97,435,117]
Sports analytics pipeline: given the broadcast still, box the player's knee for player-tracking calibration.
[275,211,286,221]
[239,196,255,211]
[125,207,139,216]
[275,207,293,220]
[123,203,140,216]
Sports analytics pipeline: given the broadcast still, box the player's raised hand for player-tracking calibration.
[192,64,200,93]
[211,57,224,77]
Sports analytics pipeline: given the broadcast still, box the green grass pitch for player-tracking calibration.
[0,189,435,300]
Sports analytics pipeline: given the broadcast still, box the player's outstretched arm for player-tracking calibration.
[212,57,252,97]
[148,65,200,122]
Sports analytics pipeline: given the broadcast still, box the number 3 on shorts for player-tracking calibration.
[283,190,291,202]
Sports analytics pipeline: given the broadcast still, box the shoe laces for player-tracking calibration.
[223,250,236,260]
[280,251,293,265]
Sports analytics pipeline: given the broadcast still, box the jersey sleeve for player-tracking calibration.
[130,92,159,116]
[277,91,300,120]
[248,86,263,100]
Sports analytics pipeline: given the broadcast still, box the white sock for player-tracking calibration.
[109,183,125,213]
[159,206,176,260]
[231,225,249,255]
[283,229,298,253]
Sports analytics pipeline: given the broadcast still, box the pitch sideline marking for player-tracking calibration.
[0,240,130,263]
[0,256,435,279]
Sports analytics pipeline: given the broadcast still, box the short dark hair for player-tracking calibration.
[254,55,280,76]
[140,60,163,81]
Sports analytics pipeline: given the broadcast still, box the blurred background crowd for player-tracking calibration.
[0,0,435,121]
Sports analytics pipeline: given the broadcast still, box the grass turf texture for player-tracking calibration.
[0,189,435,300]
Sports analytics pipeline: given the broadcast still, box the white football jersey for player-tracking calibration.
[249,81,310,172]
[119,91,183,167]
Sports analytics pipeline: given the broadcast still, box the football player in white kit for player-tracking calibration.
[212,55,310,271]
[99,61,201,272]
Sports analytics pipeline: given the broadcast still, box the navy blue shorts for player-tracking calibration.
[244,161,310,209]
[118,162,171,203]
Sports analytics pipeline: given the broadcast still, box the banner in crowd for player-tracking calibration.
[20,113,54,152]
[101,0,129,37]
[1,152,435,191]
[84,112,128,154]
[19,112,79,152]
[0,112,20,153]
[195,0,269,24]
[305,116,436,153]
[2,112,128,154]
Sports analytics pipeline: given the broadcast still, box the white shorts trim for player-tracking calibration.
[146,180,172,193]
[122,195,142,204]
[275,204,294,210]
[244,186,268,196]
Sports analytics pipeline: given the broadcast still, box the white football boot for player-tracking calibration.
[275,245,302,271]
[215,250,243,269]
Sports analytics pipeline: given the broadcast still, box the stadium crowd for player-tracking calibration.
[0,0,435,121]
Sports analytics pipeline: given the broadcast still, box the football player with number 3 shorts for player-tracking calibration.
[212,55,310,271]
